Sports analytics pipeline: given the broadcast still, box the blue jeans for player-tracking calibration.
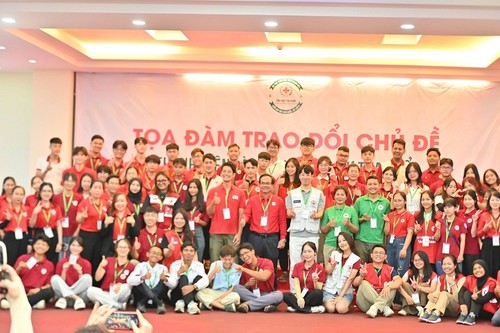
[387,236,410,277]
[194,227,205,262]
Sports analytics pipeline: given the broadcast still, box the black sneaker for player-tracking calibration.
[137,303,146,313]
[157,302,166,314]
[419,311,432,322]
[463,313,476,326]
[456,312,467,324]
[427,312,441,324]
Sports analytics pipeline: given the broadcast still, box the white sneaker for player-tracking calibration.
[74,298,86,310]
[33,300,46,310]
[0,299,10,310]
[383,306,394,317]
[175,300,185,313]
[366,305,378,318]
[310,305,325,314]
[55,298,67,309]
[187,301,200,315]
[287,306,297,312]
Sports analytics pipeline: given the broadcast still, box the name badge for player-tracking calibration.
[370,218,377,229]
[493,235,500,247]
[389,234,395,244]
[69,255,78,265]
[302,210,310,219]
[43,226,54,238]
[189,220,195,231]
[62,216,69,228]
[117,235,125,241]
[260,216,268,227]
[14,228,23,240]
[26,256,37,269]
[422,236,430,247]
[158,212,164,222]
[252,288,261,297]
[223,208,231,220]
[334,226,341,237]
[411,292,420,304]
[301,287,309,297]
[97,220,102,230]
[442,243,450,254]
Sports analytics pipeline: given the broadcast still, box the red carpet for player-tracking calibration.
[0,304,490,333]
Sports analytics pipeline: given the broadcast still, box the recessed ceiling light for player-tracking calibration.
[2,17,16,24]
[0,46,6,50]
[28,59,37,64]
[265,21,278,28]
[132,20,146,26]
[401,24,415,30]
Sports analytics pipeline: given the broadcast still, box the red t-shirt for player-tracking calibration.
[436,216,466,261]
[477,211,500,238]
[0,202,29,232]
[30,203,63,229]
[387,210,414,237]
[291,261,326,290]
[240,257,276,293]
[15,254,54,292]
[458,208,481,255]
[99,257,135,291]
[207,185,246,235]
[53,191,82,237]
[77,198,108,232]
[358,165,382,185]
[243,194,287,239]
[343,182,367,206]
[62,166,97,186]
[413,211,442,263]
[135,228,167,262]
[55,256,92,286]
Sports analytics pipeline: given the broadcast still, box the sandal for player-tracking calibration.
[237,303,249,313]
[264,305,277,313]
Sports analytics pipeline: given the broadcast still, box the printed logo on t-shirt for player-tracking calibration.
[41,268,47,275]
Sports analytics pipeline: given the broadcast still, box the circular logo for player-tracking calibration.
[73,200,78,206]
[237,170,242,174]
[467,218,472,223]
[454,225,459,230]
[120,274,126,280]
[51,209,56,216]
[343,213,349,218]
[378,205,384,210]
[401,219,405,222]
[41,268,47,275]
[268,78,303,114]
[182,185,187,190]
[271,201,276,206]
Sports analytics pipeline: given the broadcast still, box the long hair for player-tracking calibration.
[183,179,206,213]
[410,251,433,283]
[283,157,301,188]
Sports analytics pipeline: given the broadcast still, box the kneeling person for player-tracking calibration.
[196,245,242,312]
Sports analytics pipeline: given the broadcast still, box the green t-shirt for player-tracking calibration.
[354,195,391,244]
[321,205,359,247]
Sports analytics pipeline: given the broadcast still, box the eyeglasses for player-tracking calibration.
[149,251,163,256]
[260,182,272,185]
[267,146,279,150]
[239,250,252,258]
[156,179,168,183]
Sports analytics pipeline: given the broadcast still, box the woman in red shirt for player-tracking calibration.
[380,166,397,203]
[283,241,326,313]
[76,179,108,278]
[25,175,43,211]
[477,191,500,278]
[413,190,441,268]
[164,208,195,269]
[28,182,63,266]
[458,190,481,276]
[183,179,209,262]
[0,186,29,265]
[0,176,16,206]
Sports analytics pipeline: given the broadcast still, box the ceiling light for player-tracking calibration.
[2,17,16,24]
[0,46,5,50]
[28,59,37,64]
[400,24,415,30]
[132,20,146,26]
[265,21,278,28]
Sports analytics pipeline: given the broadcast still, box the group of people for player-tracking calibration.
[0,134,499,327]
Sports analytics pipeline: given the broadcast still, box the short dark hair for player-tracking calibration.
[361,145,375,154]
[191,148,204,156]
[219,245,236,258]
[243,158,258,167]
[338,146,349,153]
[238,242,254,254]
[440,158,454,167]
[371,244,386,254]
[50,137,62,145]
[106,175,120,183]
[426,147,441,157]
[173,158,187,167]
[221,162,236,173]
[145,154,161,164]
[91,135,104,142]
[259,173,275,184]
[300,137,315,147]
[203,153,217,163]
[166,143,179,151]
[227,143,240,150]
[257,152,271,161]
[266,139,281,148]
[134,137,147,145]
[96,165,111,174]
[144,206,159,214]
[181,241,197,251]
[72,146,88,156]
[299,164,314,175]
[392,139,406,148]
[33,233,51,247]
[112,140,128,150]
[366,175,379,183]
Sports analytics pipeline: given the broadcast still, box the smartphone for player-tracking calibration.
[0,242,9,293]
[105,311,139,330]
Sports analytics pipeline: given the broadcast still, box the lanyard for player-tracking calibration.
[246,182,255,197]
[10,204,23,226]
[92,199,103,218]
[146,263,158,289]
[347,186,356,203]
[301,190,311,206]
[224,189,230,208]
[173,181,183,194]
[134,204,141,216]
[42,207,52,227]
[302,268,311,287]
[444,217,455,242]
[423,211,432,234]
[333,205,346,224]
[147,233,157,247]
[62,192,74,216]
[224,267,232,289]
[392,211,404,233]
[111,163,121,175]
[116,216,127,235]
[114,259,129,283]
[490,213,500,233]
[268,163,278,176]
[408,185,420,201]
[90,157,101,170]
[260,195,272,216]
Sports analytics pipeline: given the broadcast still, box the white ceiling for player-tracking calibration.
[1,0,500,79]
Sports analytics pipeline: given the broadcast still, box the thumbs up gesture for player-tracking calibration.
[134,237,141,251]
[213,192,221,205]
[99,255,108,268]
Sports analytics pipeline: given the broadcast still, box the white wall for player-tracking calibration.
[0,70,74,190]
